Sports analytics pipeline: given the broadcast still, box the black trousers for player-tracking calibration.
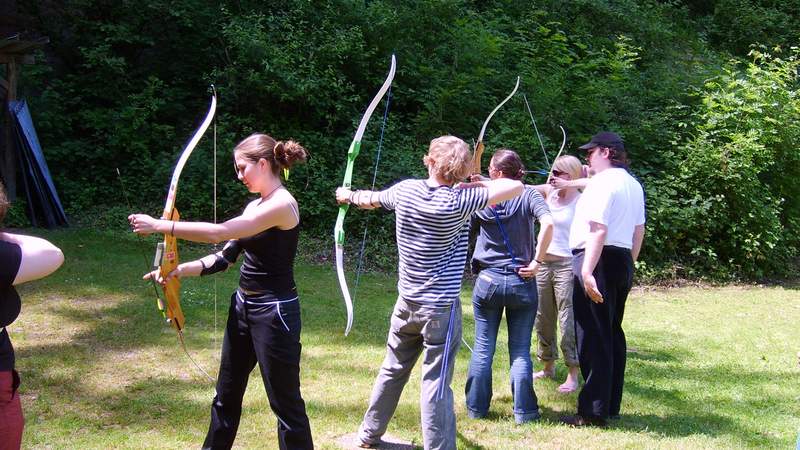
[203,290,313,450]
[572,246,633,418]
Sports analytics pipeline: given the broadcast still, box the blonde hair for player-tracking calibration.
[425,135,472,185]
[233,133,308,176]
[553,155,582,180]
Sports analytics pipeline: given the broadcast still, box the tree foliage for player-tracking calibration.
[645,48,800,278]
[13,0,800,280]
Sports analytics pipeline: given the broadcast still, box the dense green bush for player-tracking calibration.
[645,48,800,279]
[11,0,800,280]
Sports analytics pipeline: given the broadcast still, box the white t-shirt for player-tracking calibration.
[547,193,579,257]
[569,168,645,250]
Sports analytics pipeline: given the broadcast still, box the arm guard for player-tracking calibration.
[200,240,242,276]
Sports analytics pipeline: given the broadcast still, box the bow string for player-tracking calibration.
[545,126,568,184]
[334,54,397,336]
[472,76,521,175]
[152,87,217,381]
[522,93,567,181]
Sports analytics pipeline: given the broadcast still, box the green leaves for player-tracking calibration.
[15,0,800,280]
[646,48,800,279]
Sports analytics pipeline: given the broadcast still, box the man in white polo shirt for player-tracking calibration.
[560,131,645,427]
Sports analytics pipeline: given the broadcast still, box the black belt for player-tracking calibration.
[572,246,631,255]
[238,287,266,296]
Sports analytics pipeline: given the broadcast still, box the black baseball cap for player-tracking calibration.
[578,131,625,152]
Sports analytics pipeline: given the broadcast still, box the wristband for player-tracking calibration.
[170,221,175,236]
[349,190,360,205]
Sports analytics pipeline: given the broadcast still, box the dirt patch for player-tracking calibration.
[334,432,418,449]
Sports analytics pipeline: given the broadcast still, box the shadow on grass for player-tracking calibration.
[779,280,800,290]
[12,229,799,449]
[456,431,485,450]
[616,344,791,448]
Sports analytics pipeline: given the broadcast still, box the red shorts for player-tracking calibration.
[0,370,23,450]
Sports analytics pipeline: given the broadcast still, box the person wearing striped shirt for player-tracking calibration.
[336,135,523,450]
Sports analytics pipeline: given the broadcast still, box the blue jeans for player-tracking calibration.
[465,268,540,423]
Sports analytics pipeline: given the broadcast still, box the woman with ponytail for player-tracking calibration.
[464,149,553,424]
[129,133,313,449]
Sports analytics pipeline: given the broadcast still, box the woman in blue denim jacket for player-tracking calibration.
[465,149,553,424]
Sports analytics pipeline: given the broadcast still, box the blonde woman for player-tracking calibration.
[336,136,523,450]
[531,155,586,393]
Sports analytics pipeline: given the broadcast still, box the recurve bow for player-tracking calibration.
[334,55,396,336]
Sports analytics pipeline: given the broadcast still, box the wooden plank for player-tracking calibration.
[0,54,34,64]
[7,58,16,101]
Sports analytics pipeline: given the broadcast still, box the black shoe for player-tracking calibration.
[560,414,607,428]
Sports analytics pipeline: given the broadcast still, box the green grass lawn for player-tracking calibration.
[8,229,800,449]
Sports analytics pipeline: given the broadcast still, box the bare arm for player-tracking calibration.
[527,183,553,198]
[517,214,554,279]
[1,233,64,285]
[457,178,522,204]
[144,252,221,284]
[486,178,523,204]
[581,221,607,303]
[129,192,299,243]
[534,215,554,262]
[335,187,382,210]
[632,224,645,262]
[550,177,589,190]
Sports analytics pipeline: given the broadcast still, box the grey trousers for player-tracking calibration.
[358,297,461,450]
[534,259,579,367]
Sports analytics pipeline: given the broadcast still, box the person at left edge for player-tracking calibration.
[0,181,64,450]
[128,133,313,450]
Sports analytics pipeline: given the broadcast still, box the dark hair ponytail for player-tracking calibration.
[273,140,308,171]
[234,133,308,175]
[607,147,629,169]
[491,149,525,180]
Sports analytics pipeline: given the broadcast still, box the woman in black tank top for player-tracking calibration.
[129,133,313,449]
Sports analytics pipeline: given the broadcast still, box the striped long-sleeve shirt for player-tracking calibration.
[379,179,489,306]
